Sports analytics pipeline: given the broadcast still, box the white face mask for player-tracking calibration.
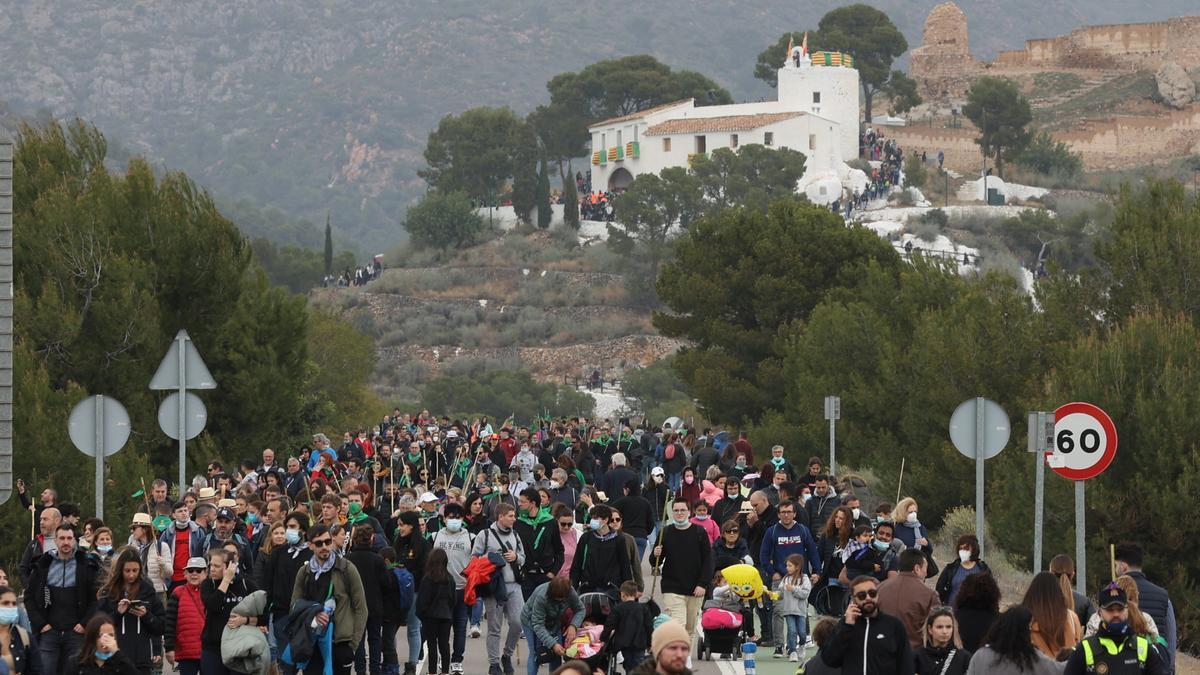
[851,508,862,520]
[906,511,919,524]
[549,481,561,490]
[959,549,972,563]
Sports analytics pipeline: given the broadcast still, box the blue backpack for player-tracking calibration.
[392,566,415,615]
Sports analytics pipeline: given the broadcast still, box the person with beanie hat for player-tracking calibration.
[628,620,693,675]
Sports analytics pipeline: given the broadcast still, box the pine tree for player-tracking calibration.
[323,213,333,276]
[536,154,552,229]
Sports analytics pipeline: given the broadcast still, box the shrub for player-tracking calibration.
[404,191,488,250]
[919,208,949,227]
[1016,131,1082,178]
[903,154,928,189]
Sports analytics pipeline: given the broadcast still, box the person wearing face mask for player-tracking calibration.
[570,504,632,599]
[936,534,990,606]
[548,468,579,509]
[892,497,931,553]
[73,615,140,675]
[842,495,871,530]
[1066,584,1168,675]
[767,446,794,485]
[0,585,41,674]
[431,503,475,673]
[1114,543,1176,671]
[510,443,537,485]
[259,512,311,664]
[677,467,702,507]
[648,499,712,670]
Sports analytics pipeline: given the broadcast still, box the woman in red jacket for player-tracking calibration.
[163,557,207,675]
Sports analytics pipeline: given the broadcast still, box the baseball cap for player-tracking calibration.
[185,557,208,571]
[216,507,237,521]
[1097,584,1127,608]
[650,467,665,477]
[419,492,439,504]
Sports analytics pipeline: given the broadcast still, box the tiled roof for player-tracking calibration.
[589,99,694,128]
[643,112,804,135]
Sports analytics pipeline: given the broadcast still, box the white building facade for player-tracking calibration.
[588,49,862,201]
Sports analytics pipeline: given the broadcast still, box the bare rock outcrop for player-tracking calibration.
[1155,62,1195,109]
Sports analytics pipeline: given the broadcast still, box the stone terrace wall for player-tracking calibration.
[887,127,982,173]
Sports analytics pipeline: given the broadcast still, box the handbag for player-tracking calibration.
[922,548,939,579]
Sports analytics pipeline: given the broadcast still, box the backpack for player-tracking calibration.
[391,567,415,615]
[664,443,676,461]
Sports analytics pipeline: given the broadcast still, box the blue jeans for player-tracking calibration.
[451,588,470,664]
[470,599,483,625]
[39,628,83,675]
[406,594,423,665]
[785,614,807,654]
[667,472,682,492]
[634,537,648,564]
[524,629,560,675]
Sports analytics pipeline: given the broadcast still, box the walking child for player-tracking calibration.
[780,554,812,662]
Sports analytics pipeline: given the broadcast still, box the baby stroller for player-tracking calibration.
[696,604,751,661]
[536,592,617,674]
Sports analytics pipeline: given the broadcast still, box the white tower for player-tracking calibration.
[776,48,861,162]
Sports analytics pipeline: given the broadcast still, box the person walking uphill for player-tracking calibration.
[290,524,368,675]
[649,498,713,671]
[819,575,914,675]
[514,489,563,600]
[758,499,822,658]
[26,523,101,675]
[472,503,526,675]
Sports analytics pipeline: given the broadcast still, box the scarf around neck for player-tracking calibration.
[309,552,337,579]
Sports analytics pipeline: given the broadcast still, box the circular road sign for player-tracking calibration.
[949,397,1010,460]
[68,396,132,457]
[1048,402,1118,481]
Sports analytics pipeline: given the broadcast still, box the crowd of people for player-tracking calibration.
[323,261,382,289]
[0,412,1180,675]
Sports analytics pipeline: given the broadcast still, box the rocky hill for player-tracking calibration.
[3,1,1196,250]
[309,228,682,401]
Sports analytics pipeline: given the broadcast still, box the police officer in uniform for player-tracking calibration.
[1063,584,1168,675]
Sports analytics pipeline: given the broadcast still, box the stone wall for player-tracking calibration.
[911,3,1200,99]
[884,109,1200,173]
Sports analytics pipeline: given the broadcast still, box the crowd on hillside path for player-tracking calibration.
[1,411,1179,675]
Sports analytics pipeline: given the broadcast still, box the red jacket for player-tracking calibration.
[166,583,205,660]
[500,438,519,465]
[461,555,500,606]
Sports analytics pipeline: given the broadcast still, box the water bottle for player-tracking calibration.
[311,597,337,633]
[742,641,757,675]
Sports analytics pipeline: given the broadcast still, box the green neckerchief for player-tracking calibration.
[406,452,423,464]
[346,503,368,525]
[518,505,554,528]
[455,458,472,479]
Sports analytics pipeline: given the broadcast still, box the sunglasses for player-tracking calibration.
[311,539,333,548]
[724,529,739,534]
[559,522,574,528]
[854,589,879,601]
[185,569,205,574]
[611,517,622,523]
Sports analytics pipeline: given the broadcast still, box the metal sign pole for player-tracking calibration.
[94,395,105,519]
[1033,411,1046,572]
[974,396,985,557]
[829,415,836,477]
[177,332,187,493]
[1075,480,1086,594]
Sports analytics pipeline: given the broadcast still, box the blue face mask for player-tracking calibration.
[285,529,301,545]
[0,607,18,625]
[589,519,602,531]
[96,545,113,554]
[872,539,890,552]
[96,651,114,662]
[246,513,259,525]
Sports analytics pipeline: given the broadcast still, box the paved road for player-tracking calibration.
[156,548,816,675]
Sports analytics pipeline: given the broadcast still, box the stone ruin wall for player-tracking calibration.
[914,8,1200,98]
[884,107,1200,173]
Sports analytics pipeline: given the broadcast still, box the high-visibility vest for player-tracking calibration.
[1080,635,1149,675]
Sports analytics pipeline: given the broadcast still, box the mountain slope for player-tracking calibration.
[4,1,1193,248]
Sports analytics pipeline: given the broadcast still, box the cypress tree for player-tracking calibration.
[323,213,333,276]
[536,155,551,229]
[562,161,579,229]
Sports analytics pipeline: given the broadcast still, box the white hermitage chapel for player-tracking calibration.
[588,44,865,204]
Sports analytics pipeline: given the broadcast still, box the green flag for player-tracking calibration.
[130,488,145,499]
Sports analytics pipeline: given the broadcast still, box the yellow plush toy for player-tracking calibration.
[720,563,780,607]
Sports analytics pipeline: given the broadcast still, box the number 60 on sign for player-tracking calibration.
[1047,402,1118,481]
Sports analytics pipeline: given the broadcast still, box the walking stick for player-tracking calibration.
[648,488,675,600]
[895,457,906,504]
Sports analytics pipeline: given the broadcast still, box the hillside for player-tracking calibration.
[3,1,1195,250]
[309,227,682,403]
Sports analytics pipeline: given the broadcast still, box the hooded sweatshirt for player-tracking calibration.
[432,526,474,590]
[512,447,537,484]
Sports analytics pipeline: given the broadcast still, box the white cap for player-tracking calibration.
[185,557,208,571]
[650,467,665,476]
[419,492,439,503]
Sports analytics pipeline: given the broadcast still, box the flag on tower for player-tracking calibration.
[801,32,809,57]
[786,35,794,59]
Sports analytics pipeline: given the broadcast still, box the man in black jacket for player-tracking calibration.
[600,453,638,501]
[27,523,101,675]
[805,475,840,532]
[515,489,563,599]
[820,575,913,675]
[610,479,655,563]
[19,506,62,586]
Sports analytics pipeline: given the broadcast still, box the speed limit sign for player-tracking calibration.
[1048,402,1118,480]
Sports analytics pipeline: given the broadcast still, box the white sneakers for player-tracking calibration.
[450,663,464,674]
[789,651,800,662]
[469,624,481,638]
